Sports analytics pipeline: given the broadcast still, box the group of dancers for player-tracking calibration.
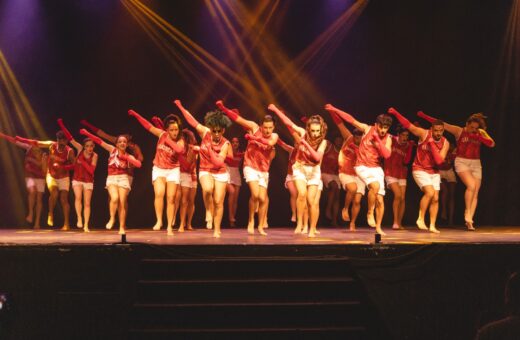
[0,99,495,237]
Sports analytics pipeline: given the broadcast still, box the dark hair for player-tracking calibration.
[431,119,444,127]
[376,114,393,127]
[353,128,363,136]
[83,138,93,145]
[204,110,232,129]
[467,112,487,130]
[163,114,183,141]
[56,131,66,140]
[396,125,409,135]
[262,114,276,125]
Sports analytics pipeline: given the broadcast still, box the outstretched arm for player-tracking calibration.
[15,136,54,148]
[79,129,114,153]
[276,137,294,153]
[324,104,369,133]
[216,100,257,132]
[80,119,117,144]
[118,152,142,168]
[173,99,208,137]
[128,109,164,137]
[57,118,83,152]
[327,109,352,140]
[388,107,428,141]
[267,104,305,137]
[417,111,462,139]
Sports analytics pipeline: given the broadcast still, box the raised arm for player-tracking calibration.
[267,104,305,137]
[15,136,54,148]
[216,100,257,132]
[173,99,208,137]
[128,109,164,138]
[388,107,428,141]
[327,109,352,140]
[57,118,83,152]
[79,129,114,153]
[276,137,294,153]
[417,111,463,139]
[324,104,369,133]
[0,132,33,150]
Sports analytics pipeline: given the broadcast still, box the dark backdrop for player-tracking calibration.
[0,0,518,228]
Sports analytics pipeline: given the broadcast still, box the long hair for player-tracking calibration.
[304,115,327,149]
[467,112,487,130]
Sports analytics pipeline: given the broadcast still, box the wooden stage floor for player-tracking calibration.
[1,226,520,245]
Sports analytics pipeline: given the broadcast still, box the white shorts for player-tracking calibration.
[26,177,45,193]
[284,174,294,189]
[385,176,407,187]
[243,166,269,189]
[454,157,482,179]
[321,173,341,189]
[354,165,385,196]
[338,173,366,195]
[106,174,132,191]
[412,170,441,191]
[72,180,94,191]
[439,169,457,183]
[199,170,230,183]
[180,172,198,188]
[227,166,242,186]
[318,180,323,191]
[292,162,321,187]
[46,174,70,191]
[152,166,180,184]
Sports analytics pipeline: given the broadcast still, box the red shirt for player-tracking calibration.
[73,150,96,183]
[225,151,244,168]
[355,126,390,168]
[243,128,275,172]
[287,148,297,176]
[321,141,339,175]
[25,147,45,179]
[413,131,447,174]
[438,148,456,171]
[199,132,229,174]
[48,143,74,179]
[339,136,358,176]
[384,136,412,179]
[107,149,133,176]
[153,132,180,169]
[295,138,325,166]
[456,129,481,160]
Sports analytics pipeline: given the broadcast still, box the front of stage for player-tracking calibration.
[1,226,520,339]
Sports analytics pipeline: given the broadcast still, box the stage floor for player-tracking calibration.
[1,226,520,245]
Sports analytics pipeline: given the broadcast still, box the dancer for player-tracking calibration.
[79,129,142,235]
[216,100,279,235]
[17,131,76,230]
[129,110,185,235]
[177,129,199,232]
[388,107,449,233]
[225,137,244,227]
[0,132,48,228]
[57,119,98,232]
[321,135,342,226]
[384,126,414,230]
[325,104,392,236]
[268,104,327,238]
[417,111,495,230]
[278,137,298,223]
[174,99,232,238]
[439,145,457,225]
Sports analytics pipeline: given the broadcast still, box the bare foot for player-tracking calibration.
[392,223,403,230]
[429,226,440,234]
[206,219,213,230]
[106,219,115,230]
[84,227,90,233]
[187,226,193,231]
[167,227,174,236]
[302,226,308,234]
[291,215,296,222]
[26,215,33,224]
[341,208,350,222]
[349,224,356,232]
[247,222,255,235]
[258,227,267,236]
[152,222,162,231]
[61,225,70,231]
[213,231,221,238]
[118,228,125,235]
[376,227,386,236]
[416,219,428,230]
[77,220,83,228]
[47,214,54,227]
[229,220,236,227]
[465,221,475,231]
[178,226,185,233]
[367,212,376,228]
[294,226,303,234]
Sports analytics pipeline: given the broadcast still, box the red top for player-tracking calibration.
[73,150,96,183]
[321,141,339,175]
[412,131,447,174]
[225,151,244,168]
[243,128,275,172]
[25,147,45,179]
[48,143,74,179]
[153,132,180,169]
[295,138,324,166]
[384,136,412,179]
[356,126,390,168]
[456,129,481,160]
[287,148,297,176]
[107,149,133,176]
[339,136,358,176]
[199,131,229,174]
